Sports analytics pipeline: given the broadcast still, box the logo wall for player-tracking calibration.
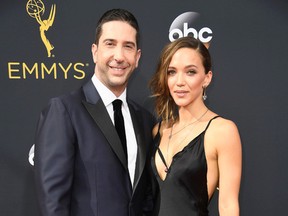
[169,12,213,48]
[6,1,90,80]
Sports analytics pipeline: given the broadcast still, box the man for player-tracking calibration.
[34,8,155,216]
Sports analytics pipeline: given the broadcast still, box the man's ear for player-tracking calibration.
[91,44,98,63]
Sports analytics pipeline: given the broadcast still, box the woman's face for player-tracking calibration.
[167,47,212,108]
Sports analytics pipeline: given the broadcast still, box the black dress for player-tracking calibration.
[151,116,219,216]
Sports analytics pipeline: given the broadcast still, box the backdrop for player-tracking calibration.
[1,0,288,215]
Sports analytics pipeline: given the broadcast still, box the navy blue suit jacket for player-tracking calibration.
[34,80,156,216]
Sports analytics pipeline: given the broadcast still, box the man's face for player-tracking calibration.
[91,21,141,96]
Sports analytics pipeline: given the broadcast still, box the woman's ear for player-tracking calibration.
[204,70,213,87]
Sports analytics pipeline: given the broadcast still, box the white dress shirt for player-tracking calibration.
[91,74,137,185]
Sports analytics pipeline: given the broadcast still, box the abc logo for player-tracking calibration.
[169,23,213,43]
[168,12,213,44]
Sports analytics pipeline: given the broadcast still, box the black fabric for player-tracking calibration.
[151,116,219,216]
[113,99,127,161]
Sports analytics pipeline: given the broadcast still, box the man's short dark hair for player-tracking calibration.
[94,8,140,48]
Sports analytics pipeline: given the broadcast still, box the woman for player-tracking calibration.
[149,36,242,216]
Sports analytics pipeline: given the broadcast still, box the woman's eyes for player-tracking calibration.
[187,70,196,75]
[167,70,196,76]
[167,70,176,75]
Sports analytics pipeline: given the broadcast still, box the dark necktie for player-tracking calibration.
[112,99,127,160]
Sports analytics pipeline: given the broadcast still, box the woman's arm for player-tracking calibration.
[217,120,242,216]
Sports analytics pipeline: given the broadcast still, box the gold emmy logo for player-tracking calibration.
[26,0,56,57]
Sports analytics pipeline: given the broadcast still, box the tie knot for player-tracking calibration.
[112,99,122,111]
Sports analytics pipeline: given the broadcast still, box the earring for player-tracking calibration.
[202,86,207,101]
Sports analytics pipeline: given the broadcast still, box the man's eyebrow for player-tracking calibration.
[124,41,136,47]
[102,39,115,43]
[101,39,137,49]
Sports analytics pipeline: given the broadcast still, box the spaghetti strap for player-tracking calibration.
[155,120,170,171]
[156,121,168,170]
[204,116,220,132]
[157,148,169,172]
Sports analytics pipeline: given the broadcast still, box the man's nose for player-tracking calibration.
[114,46,125,62]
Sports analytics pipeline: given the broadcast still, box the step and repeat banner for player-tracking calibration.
[1,0,288,215]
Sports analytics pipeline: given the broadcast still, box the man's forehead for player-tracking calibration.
[100,21,137,39]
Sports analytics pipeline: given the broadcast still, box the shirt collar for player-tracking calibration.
[91,74,127,107]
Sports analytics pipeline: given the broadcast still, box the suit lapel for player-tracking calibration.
[129,103,147,191]
[82,81,128,170]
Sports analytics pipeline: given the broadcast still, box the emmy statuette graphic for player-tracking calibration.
[26,0,56,57]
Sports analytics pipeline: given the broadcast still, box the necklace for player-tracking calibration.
[164,108,209,173]
[168,108,209,139]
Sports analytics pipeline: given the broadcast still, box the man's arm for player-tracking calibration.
[34,98,75,216]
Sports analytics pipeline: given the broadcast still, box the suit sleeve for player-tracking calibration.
[34,98,75,216]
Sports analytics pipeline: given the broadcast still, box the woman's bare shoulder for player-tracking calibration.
[207,115,241,148]
[206,113,238,131]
